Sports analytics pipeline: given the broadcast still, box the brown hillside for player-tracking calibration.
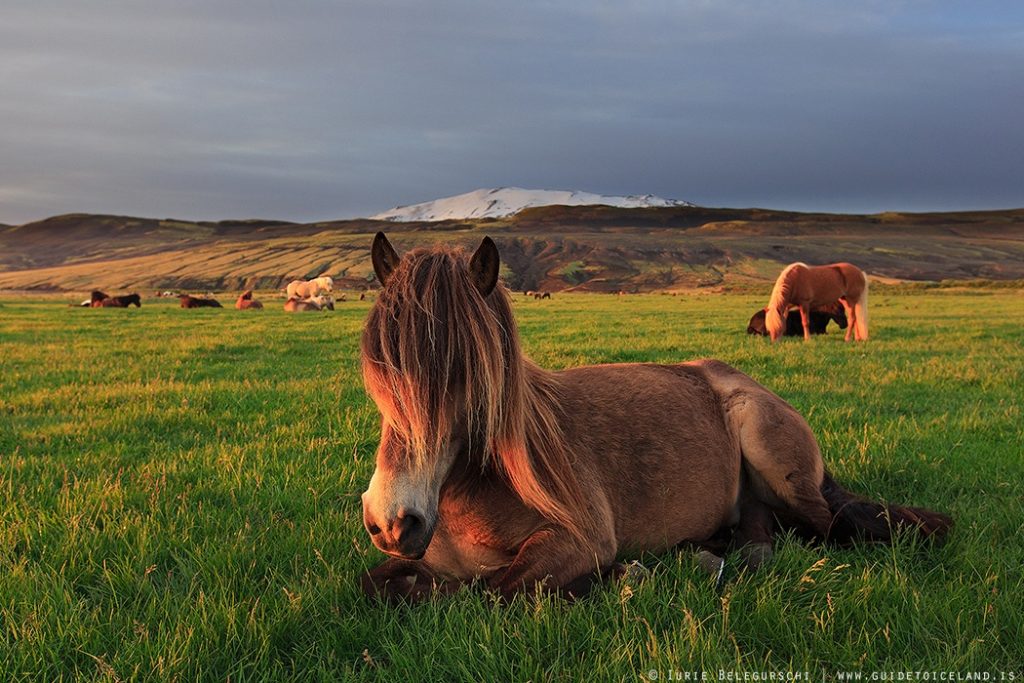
[2,206,1023,292]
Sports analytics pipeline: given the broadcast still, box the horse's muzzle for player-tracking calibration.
[363,505,435,560]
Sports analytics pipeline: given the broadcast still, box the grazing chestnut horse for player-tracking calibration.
[235,290,263,310]
[748,303,846,337]
[765,262,868,342]
[359,233,950,603]
[286,276,333,300]
[179,294,222,308]
[95,293,141,308]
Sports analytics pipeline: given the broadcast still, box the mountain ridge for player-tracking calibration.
[372,187,694,222]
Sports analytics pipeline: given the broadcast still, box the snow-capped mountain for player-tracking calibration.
[371,187,695,222]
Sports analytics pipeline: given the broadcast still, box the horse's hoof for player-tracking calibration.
[739,543,773,571]
[619,560,650,583]
[696,550,725,587]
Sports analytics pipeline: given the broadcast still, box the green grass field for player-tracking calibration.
[1,291,1022,681]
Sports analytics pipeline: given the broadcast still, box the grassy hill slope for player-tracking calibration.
[2,206,1023,292]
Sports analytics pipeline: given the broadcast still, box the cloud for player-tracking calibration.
[0,0,1022,223]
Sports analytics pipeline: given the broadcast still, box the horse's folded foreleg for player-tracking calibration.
[490,528,615,600]
[361,558,461,604]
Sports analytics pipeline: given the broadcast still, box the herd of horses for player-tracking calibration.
[75,235,919,604]
[79,262,867,342]
[81,276,361,312]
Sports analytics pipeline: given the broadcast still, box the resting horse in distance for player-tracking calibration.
[235,290,263,310]
[93,292,141,307]
[284,294,333,311]
[748,303,846,337]
[179,294,222,308]
[765,262,868,342]
[358,233,951,603]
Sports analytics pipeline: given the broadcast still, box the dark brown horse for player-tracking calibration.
[766,262,868,342]
[179,294,222,308]
[533,291,551,300]
[748,303,846,337]
[358,233,951,603]
[235,290,263,310]
[95,293,141,308]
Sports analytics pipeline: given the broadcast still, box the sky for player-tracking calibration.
[1,0,1022,224]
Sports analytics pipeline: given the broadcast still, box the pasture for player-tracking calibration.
[1,291,1022,680]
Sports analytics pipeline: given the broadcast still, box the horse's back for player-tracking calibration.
[555,362,743,550]
[560,358,827,548]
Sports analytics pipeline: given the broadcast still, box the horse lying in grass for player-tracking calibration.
[358,233,951,603]
[235,290,263,310]
[766,262,868,342]
[286,276,333,300]
[283,295,333,311]
[748,303,846,337]
[179,294,222,308]
[312,295,335,310]
[87,292,140,307]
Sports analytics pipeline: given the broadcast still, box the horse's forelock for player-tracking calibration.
[362,247,510,460]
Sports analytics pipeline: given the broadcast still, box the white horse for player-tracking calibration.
[286,276,333,300]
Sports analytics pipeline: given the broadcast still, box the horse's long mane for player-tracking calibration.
[765,262,806,336]
[360,246,592,539]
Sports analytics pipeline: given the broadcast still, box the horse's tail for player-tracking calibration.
[820,472,952,545]
[853,275,869,340]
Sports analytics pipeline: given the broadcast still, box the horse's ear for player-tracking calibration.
[469,236,500,297]
[371,232,401,286]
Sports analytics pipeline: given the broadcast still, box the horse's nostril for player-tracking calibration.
[366,521,382,536]
[396,508,425,539]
